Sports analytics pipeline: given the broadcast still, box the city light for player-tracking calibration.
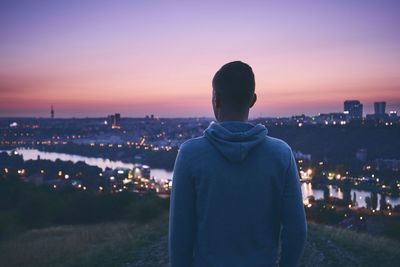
[0,3,398,264]
[0,102,398,235]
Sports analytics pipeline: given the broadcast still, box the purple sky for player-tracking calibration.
[1,0,400,118]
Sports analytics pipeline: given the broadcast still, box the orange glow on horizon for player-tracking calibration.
[1,1,400,117]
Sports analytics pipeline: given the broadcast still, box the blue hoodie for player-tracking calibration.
[169,121,307,267]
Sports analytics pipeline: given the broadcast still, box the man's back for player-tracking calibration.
[169,121,307,267]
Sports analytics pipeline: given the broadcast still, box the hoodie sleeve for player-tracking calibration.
[169,145,196,267]
[279,149,307,267]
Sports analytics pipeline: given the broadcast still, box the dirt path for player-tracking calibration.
[300,236,361,267]
[126,235,360,267]
[126,235,168,267]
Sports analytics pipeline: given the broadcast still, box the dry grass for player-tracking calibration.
[0,214,168,267]
[313,223,400,256]
[303,223,400,267]
[2,218,399,267]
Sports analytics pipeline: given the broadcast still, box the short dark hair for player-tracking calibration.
[212,61,255,109]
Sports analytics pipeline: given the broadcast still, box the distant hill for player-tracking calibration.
[268,125,400,161]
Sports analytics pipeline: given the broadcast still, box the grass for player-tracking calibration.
[1,217,400,267]
[302,223,400,267]
[0,213,169,267]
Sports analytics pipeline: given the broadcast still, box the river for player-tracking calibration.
[9,148,400,210]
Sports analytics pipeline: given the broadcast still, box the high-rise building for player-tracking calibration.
[374,102,386,115]
[344,100,363,120]
[114,113,121,124]
[366,101,390,124]
[107,113,121,128]
[51,105,54,119]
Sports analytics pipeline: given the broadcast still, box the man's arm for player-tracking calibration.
[280,149,307,267]
[169,146,196,267]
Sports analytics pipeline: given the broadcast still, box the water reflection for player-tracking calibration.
[7,148,400,209]
[301,183,400,210]
[11,148,172,182]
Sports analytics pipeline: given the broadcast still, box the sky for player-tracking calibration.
[1,0,400,118]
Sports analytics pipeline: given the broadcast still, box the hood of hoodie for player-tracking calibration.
[204,121,268,162]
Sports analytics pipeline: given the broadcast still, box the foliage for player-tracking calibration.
[0,176,169,238]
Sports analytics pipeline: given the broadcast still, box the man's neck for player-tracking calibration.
[218,115,248,122]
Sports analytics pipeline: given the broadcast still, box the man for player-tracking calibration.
[169,61,307,267]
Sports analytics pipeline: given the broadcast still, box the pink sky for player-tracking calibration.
[1,1,400,118]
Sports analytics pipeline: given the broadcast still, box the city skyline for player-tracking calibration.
[1,0,400,117]
[0,98,396,119]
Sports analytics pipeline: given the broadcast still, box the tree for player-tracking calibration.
[365,196,371,210]
[371,192,378,210]
[353,192,358,207]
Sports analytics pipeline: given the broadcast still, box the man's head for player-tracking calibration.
[212,61,257,122]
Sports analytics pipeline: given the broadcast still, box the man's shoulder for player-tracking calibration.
[262,136,294,172]
[177,136,213,163]
[264,136,293,155]
[179,136,210,152]
[265,135,291,149]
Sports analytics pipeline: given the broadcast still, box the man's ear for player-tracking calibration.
[214,92,222,108]
[249,93,257,108]
[216,98,221,108]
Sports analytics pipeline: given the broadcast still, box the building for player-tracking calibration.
[344,100,363,120]
[107,113,121,128]
[366,101,390,124]
[374,102,386,115]
[389,111,398,119]
[141,165,151,179]
[316,112,347,125]
[375,158,400,171]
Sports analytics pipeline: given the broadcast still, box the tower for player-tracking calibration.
[374,102,386,115]
[51,105,54,119]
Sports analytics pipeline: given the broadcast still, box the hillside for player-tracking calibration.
[127,221,400,267]
[1,215,399,267]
